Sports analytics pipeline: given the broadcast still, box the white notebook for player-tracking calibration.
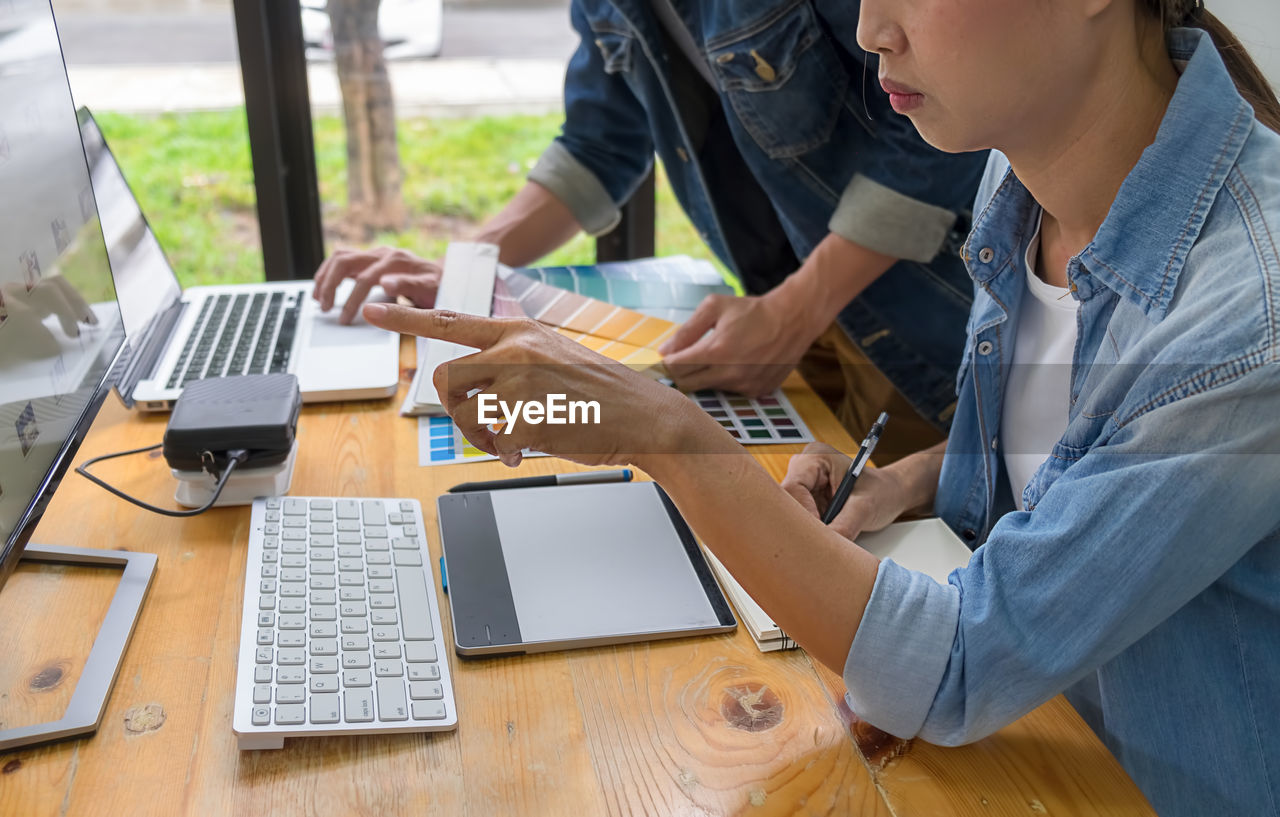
[705,518,973,652]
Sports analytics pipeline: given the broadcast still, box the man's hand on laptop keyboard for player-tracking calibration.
[313,247,441,325]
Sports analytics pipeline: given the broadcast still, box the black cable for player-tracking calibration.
[76,444,250,517]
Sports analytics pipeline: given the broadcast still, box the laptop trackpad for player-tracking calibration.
[308,311,390,348]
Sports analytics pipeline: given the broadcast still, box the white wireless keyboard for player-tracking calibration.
[232,496,458,750]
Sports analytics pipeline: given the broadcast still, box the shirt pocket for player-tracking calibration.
[706,0,847,159]
[588,19,635,75]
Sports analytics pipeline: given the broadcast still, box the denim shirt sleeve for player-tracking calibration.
[527,1,654,236]
[827,174,961,262]
[844,368,1280,743]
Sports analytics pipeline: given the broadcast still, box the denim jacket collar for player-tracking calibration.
[964,28,1255,322]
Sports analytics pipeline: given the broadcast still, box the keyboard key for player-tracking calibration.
[277,667,305,684]
[370,594,396,609]
[405,642,438,663]
[367,566,393,580]
[310,622,338,639]
[341,618,368,634]
[253,685,272,704]
[278,631,305,648]
[252,705,271,725]
[364,526,388,540]
[376,679,408,721]
[258,595,275,611]
[340,602,368,617]
[368,579,394,595]
[283,498,307,516]
[367,553,392,566]
[254,665,273,683]
[337,520,361,533]
[374,643,401,659]
[274,704,305,725]
[265,497,282,510]
[371,610,397,626]
[310,590,337,606]
[339,572,364,586]
[310,656,339,674]
[408,663,441,681]
[375,660,403,677]
[343,669,373,687]
[393,551,423,567]
[280,582,306,597]
[345,689,375,722]
[310,676,339,694]
[341,634,370,651]
[276,686,305,704]
[279,615,306,631]
[309,606,337,622]
[409,682,444,700]
[279,599,305,614]
[342,652,371,669]
[371,626,399,642]
[412,701,447,721]
[261,564,278,578]
[257,629,274,646]
[278,648,306,666]
[399,501,415,512]
[392,537,418,550]
[310,576,336,590]
[309,499,333,511]
[310,639,338,656]
[336,500,360,520]
[396,568,435,640]
[311,693,341,724]
[362,501,387,526]
[255,646,273,664]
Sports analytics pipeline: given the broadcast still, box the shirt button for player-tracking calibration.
[991,437,999,451]
[978,247,995,264]
[962,528,978,542]
[977,340,994,356]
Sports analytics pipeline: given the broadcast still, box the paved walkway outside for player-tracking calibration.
[68,58,568,116]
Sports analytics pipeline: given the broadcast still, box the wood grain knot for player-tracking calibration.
[2,759,21,775]
[720,683,783,732]
[123,703,166,735]
[29,664,65,691]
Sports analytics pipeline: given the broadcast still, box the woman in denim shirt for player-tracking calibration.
[364,0,1280,812]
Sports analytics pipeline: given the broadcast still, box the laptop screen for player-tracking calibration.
[0,0,126,581]
[78,109,181,341]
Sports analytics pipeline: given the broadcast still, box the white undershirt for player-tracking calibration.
[1000,215,1079,511]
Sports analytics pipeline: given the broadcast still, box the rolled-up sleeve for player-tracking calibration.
[843,558,960,737]
[528,141,621,236]
[828,174,961,262]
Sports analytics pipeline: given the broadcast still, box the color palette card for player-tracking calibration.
[685,389,815,445]
[418,414,548,467]
[512,256,734,324]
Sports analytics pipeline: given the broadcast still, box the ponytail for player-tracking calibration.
[1192,10,1280,133]
[1150,1,1280,132]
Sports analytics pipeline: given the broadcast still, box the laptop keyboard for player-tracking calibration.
[233,496,458,750]
[166,292,301,389]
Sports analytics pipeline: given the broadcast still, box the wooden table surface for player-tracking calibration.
[0,337,1154,816]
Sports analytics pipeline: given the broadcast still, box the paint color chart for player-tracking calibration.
[509,256,734,324]
[690,389,814,444]
[417,388,813,466]
[419,415,547,467]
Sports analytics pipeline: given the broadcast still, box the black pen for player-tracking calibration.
[447,469,633,493]
[821,412,888,525]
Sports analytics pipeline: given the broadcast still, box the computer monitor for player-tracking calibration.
[0,0,155,750]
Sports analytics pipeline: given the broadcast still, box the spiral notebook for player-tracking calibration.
[704,518,973,652]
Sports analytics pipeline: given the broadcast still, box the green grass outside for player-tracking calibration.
[94,109,730,289]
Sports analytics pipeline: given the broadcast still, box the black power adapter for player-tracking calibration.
[78,374,301,516]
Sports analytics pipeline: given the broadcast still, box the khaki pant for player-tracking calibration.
[797,324,946,465]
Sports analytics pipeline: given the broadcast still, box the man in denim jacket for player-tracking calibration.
[315,1,988,456]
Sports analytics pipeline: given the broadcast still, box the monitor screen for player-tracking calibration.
[79,109,181,342]
[0,0,126,589]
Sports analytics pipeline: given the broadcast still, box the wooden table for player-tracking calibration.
[0,337,1154,816]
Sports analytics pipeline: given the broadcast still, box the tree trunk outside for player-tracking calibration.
[329,0,405,237]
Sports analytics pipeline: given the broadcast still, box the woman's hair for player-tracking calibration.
[1147,0,1280,132]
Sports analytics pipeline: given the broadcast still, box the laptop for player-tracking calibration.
[77,108,400,411]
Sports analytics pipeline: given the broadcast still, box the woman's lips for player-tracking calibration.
[881,78,925,114]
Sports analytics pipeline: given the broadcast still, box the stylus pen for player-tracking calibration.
[446,468,634,493]
[821,412,888,525]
